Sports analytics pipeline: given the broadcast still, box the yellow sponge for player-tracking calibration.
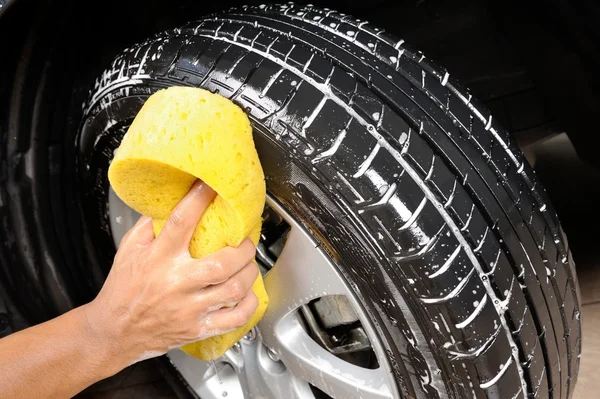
[108,86,268,360]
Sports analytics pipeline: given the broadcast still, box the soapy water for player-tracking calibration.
[209,360,223,385]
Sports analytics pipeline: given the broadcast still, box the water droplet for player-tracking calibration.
[398,132,408,144]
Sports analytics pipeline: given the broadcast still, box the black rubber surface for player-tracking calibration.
[76,4,581,399]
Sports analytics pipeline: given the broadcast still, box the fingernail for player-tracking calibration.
[192,179,204,191]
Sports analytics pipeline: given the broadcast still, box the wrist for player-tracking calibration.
[77,303,132,377]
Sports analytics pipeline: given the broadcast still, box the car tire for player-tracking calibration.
[3,3,582,399]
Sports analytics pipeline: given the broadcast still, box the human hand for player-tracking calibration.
[83,180,259,367]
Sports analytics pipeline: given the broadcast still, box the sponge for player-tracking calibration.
[108,86,268,360]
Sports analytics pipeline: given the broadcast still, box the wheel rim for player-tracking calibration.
[108,188,397,399]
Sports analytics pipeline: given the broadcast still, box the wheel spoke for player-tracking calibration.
[167,349,248,398]
[239,336,314,399]
[168,339,314,399]
[259,223,353,347]
[274,314,392,399]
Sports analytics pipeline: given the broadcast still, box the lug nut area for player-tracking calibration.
[267,347,280,362]
[243,327,257,342]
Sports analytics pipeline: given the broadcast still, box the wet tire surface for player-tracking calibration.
[76,4,581,399]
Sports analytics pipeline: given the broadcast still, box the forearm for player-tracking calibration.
[0,305,128,398]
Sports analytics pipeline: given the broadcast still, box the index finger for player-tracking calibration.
[155,180,217,254]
